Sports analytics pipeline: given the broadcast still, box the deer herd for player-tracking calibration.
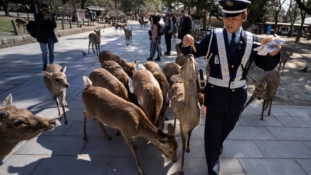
[1,19,295,174]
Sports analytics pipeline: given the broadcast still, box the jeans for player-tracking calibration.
[39,37,54,65]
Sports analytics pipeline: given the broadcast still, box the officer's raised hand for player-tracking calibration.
[260,37,282,56]
[182,34,194,47]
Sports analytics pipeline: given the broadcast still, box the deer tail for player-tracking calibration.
[83,76,92,88]
[138,64,146,70]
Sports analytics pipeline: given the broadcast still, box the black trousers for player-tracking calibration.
[204,109,240,175]
[165,33,172,53]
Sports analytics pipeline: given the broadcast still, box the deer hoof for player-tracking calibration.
[186,148,190,153]
[260,118,263,121]
[179,171,184,175]
[106,136,112,140]
[64,121,68,125]
[83,136,87,140]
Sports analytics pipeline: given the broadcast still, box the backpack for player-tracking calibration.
[26,21,37,38]
[158,25,164,36]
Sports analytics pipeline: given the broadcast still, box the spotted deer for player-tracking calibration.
[42,64,70,124]
[15,18,28,33]
[278,51,292,75]
[88,29,101,55]
[241,70,280,120]
[82,76,178,175]
[0,94,56,159]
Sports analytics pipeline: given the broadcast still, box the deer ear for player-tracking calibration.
[2,94,13,108]
[250,77,256,84]
[61,66,67,73]
[167,123,175,136]
[133,58,138,64]
[264,77,270,84]
[119,59,126,67]
[42,71,54,79]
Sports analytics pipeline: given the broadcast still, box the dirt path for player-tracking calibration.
[247,37,311,106]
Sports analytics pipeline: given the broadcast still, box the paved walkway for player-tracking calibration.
[0,21,311,175]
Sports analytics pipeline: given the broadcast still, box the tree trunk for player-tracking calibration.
[202,10,207,30]
[289,24,294,37]
[242,0,268,30]
[81,0,86,9]
[1,0,9,16]
[295,10,306,42]
[294,0,311,15]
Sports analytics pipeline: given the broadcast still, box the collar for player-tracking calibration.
[226,27,242,44]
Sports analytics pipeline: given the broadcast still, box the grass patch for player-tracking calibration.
[0,16,16,33]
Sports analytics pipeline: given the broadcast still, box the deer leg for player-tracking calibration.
[241,95,256,113]
[115,129,121,135]
[95,120,112,140]
[173,118,177,131]
[268,97,273,116]
[88,41,91,54]
[278,63,281,73]
[60,93,68,124]
[282,63,286,76]
[83,110,88,140]
[261,100,266,120]
[123,135,145,175]
[186,129,193,153]
[97,43,100,56]
[92,44,95,54]
[180,126,188,175]
[54,97,61,119]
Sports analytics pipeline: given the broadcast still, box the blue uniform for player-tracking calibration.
[181,28,280,175]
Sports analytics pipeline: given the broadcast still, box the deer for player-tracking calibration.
[15,18,28,33]
[172,26,177,42]
[86,68,129,139]
[241,70,280,120]
[88,29,101,56]
[42,64,70,124]
[169,54,201,175]
[278,51,293,75]
[115,22,127,33]
[124,27,132,46]
[98,50,137,78]
[175,54,187,66]
[138,18,148,28]
[143,61,170,128]
[163,62,181,88]
[0,94,56,159]
[133,65,163,128]
[175,43,182,56]
[82,76,178,175]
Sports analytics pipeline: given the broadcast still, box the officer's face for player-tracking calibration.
[223,13,247,33]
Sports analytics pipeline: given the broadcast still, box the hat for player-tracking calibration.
[218,0,251,17]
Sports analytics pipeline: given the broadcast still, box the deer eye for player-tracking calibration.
[0,111,6,118]
[13,120,23,127]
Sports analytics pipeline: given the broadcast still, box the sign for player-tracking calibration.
[193,20,201,30]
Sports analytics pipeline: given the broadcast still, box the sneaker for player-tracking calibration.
[147,58,153,61]
[154,57,161,62]
[43,65,47,71]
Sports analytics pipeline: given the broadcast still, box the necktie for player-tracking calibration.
[230,33,236,59]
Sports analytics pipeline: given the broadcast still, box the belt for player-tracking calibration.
[208,77,246,89]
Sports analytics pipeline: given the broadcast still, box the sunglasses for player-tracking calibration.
[42,9,49,12]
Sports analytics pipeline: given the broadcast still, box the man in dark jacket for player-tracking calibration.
[177,10,191,40]
[35,3,58,70]
[180,0,282,174]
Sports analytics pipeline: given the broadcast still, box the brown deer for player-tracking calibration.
[87,68,129,139]
[169,54,201,175]
[124,27,132,46]
[98,50,137,78]
[133,65,163,128]
[82,76,178,175]
[175,54,187,66]
[172,26,177,42]
[138,18,148,28]
[278,51,292,75]
[163,62,181,87]
[115,23,127,33]
[0,94,56,159]
[15,18,28,33]
[175,43,182,56]
[241,70,280,120]
[88,29,101,56]
[42,64,70,124]
[143,61,170,128]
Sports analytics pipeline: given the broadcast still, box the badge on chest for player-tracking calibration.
[214,55,219,64]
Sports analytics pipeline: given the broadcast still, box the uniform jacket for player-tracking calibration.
[181,28,280,113]
[34,12,58,43]
[178,16,191,40]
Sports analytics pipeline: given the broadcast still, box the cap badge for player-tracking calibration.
[225,0,234,6]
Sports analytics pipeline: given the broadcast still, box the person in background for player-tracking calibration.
[147,16,162,61]
[35,3,58,71]
[164,14,174,56]
[180,0,281,174]
[178,10,192,41]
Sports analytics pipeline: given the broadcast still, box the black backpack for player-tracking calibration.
[26,21,37,38]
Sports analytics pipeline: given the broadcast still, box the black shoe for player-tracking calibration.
[164,52,171,56]
[43,65,47,71]
[154,57,161,62]
[147,58,153,61]
[218,145,223,156]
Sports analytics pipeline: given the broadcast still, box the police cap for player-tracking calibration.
[218,0,251,17]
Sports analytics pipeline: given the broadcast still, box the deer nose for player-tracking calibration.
[257,97,261,100]
[65,84,70,88]
[49,119,56,125]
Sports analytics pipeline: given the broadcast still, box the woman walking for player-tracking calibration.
[147,15,162,61]
[35,3,58,70]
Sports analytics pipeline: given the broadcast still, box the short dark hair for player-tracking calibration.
[181,10,185,13]
[40,3,48,9]
[166,14,171,17]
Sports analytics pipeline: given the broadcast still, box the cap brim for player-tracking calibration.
[222,12,242,17]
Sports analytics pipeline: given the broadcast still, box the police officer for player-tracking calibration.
[180,0,281,174]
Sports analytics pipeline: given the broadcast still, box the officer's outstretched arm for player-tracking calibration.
[180,33,211,58]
